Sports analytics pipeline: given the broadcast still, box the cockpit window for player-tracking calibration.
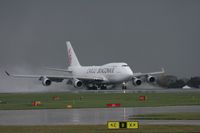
[122,65,128,67]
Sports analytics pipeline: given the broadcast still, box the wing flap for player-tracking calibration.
[44,67,72,73]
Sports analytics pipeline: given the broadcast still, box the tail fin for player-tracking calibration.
[66,41,81,67]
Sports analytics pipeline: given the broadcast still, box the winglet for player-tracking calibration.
[5,71,10,76]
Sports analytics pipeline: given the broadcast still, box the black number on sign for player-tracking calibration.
[119,122,127,128]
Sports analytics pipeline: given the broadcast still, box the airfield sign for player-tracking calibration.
[107,121,139,129]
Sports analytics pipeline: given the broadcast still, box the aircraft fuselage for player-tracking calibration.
[69,63,133,84]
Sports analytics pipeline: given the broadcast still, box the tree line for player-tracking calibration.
[157,75,200,88]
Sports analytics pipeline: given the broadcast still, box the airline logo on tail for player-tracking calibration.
[66,41,81,67]
[68,48,72,66]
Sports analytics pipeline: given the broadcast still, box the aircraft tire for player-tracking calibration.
[100,85,107,90]
[87,86,98,90]
[122,85,127,90]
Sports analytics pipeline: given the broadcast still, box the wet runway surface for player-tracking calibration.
[0,105,200,125]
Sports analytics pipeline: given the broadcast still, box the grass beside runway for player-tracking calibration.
[0,125,200,133]
[0,92,200,110]
[130,112,200,120]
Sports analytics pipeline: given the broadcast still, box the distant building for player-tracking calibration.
[182,85,191,89]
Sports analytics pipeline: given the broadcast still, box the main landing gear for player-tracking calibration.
[87,85,98,90]
[100,85,107,90]
[87,84,107,90]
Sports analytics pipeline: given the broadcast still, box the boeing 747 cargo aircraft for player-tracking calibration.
[5,41,164,89]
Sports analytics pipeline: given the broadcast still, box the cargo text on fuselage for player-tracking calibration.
[87,67,115,74]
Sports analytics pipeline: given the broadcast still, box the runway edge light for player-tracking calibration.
[107,121,139,129]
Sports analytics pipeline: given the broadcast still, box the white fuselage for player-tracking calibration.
[68,63,133,84]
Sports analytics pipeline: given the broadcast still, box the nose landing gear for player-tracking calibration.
[122,82,127,89]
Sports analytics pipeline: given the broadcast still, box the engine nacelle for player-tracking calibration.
[41,77,52,86]
[132,77,142,86]
[147,75,156,83]
[73,79,83,88]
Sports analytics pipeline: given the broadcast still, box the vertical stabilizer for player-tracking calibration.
[66,41,81,67]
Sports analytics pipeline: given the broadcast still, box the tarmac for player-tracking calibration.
[0,105,200,125]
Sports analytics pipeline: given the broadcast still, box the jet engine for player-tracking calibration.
[41,77,52,86]
[147,75,156,83]
[73,79,83,88]
[132,77,142,86]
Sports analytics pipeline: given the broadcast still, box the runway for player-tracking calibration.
[0,105,200,125]
[70,88,200,93]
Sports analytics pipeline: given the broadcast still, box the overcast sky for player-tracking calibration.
[0,0,200,80]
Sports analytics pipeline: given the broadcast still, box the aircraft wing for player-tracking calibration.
[43,67,72,73]
[5,71,104,81]
[133,68,165,77]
